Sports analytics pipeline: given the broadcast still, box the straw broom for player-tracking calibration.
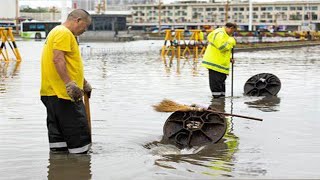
[153,99,263,121]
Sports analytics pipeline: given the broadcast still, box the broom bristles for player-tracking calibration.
[153,99,202,112]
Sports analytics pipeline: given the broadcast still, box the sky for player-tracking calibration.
[19,0,315,8]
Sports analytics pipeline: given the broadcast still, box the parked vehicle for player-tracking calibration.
[20,21,61,39]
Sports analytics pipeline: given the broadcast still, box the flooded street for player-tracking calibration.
[0,39,319,179]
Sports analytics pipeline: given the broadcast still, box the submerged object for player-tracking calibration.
[244,73,281,96]
[161,110,227,148]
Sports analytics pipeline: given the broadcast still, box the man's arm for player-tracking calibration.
[212,33,235,52]
[53,49,83,101]
[53,49,71,84]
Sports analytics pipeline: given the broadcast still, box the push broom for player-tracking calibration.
[153,99,263,121]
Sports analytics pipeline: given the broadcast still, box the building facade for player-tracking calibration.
[128,1,320,31]
[72,0,97,11]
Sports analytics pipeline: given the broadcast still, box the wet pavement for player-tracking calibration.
[0,40,319,179]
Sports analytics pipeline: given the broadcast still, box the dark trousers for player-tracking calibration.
[41,96,91,154]
[209,69,227,98]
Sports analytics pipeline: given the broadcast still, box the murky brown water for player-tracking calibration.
[0,40,319,179]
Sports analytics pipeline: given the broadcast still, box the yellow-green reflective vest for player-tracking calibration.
[202,28,236,75]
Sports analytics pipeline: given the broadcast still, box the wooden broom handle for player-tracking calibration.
[84,94,92,136]
[206,109,263,121]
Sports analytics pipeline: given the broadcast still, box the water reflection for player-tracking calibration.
[203,98,239,177]
[0,61,21,79]
[0,61,21,93]
[47,153,92,180]
[162,56,200,76]
[245,96,281,112]
[144,97,242,177]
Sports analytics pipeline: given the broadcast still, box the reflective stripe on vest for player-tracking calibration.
[202,61,229,71]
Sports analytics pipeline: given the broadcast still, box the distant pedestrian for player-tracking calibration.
[306,31,312,40]
[127,26,132,34]
[202,22,237,98]
[40,9,93,154]
[114,23,119,37]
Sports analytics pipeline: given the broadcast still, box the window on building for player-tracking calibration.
[275,7,281,11]
[253,7,259,11]
[290,6,296,11]
[311,6,318,10]
[298,14,302,20]
[267,7,273,11]
[312,13,318,20]
[282,7,288,11]
[297,6,303,10]
[89,16,126,31]
[219,8,224,11]
[261,7,266,11]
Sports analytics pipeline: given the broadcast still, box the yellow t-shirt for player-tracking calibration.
[40,25,84,100]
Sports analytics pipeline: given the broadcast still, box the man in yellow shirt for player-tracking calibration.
[40,9,92,154]
[202,23,237,98]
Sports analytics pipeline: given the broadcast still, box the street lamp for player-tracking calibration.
[15,0,19,32]
[248,0,253,31]
[158,0,162,36]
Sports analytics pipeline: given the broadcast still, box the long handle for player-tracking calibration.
[207,109,263,121]
[231,48,234,97]
[84,94,92,137]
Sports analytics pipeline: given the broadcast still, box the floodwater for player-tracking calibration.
[0,39,319,179]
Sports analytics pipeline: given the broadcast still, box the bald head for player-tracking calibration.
[67,9,91,22]
[63,9,91,36]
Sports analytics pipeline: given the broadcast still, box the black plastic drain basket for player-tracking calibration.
[161,110,227,148]
[244,73,281,96]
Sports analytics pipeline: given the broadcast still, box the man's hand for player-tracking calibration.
[66,81,83,102]
[83,80,92,98]
[230,58,235,64]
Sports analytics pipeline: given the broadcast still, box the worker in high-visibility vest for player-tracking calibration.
[202,23,237,98]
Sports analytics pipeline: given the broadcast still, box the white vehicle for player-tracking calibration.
[20,21,61,39]
[0,21,15,28]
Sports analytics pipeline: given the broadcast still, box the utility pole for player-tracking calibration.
[61,0,68,22]
[15,0,19,32]
[248,0,253,31]
[50,6,58,21]
[225,0,229,22]
[103,0,106,11]
[158,0,162,36]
